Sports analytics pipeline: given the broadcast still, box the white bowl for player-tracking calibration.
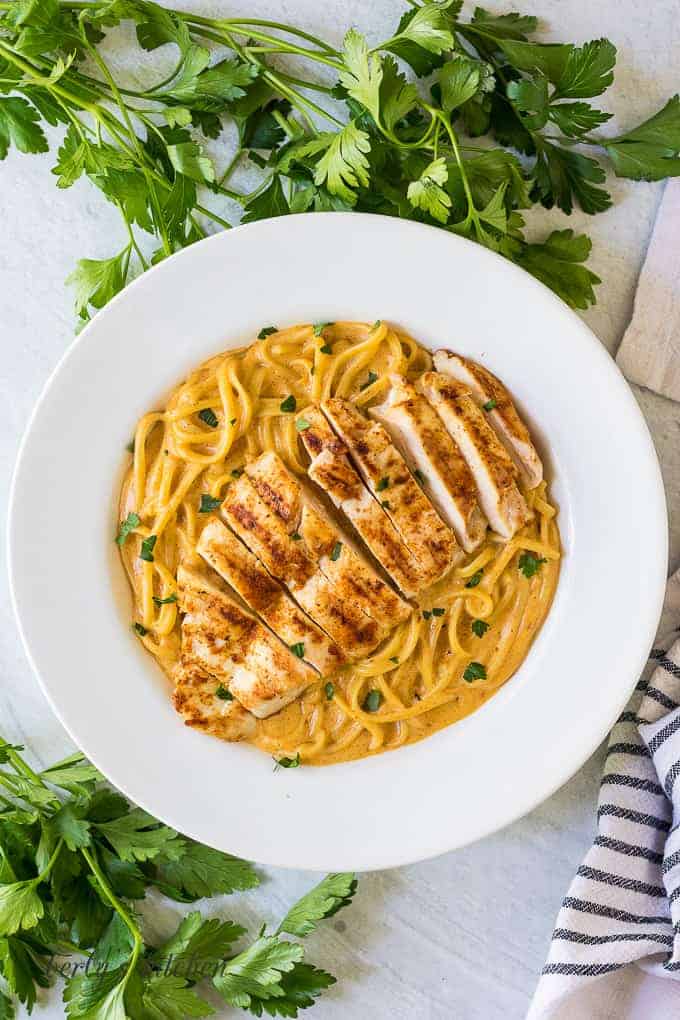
[8,213,667,871]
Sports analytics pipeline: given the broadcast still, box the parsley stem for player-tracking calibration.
[82,845,144,955]
[83,38,173,257]
[216,17,339,56]
[35,839,64,884]
[196,204,233,230]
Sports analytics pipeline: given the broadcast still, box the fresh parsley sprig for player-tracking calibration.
[0,736,356,1017]
[0,1,678,318]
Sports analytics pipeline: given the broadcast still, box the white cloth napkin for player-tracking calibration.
[527,576,680,1020]
[616,179,680,401]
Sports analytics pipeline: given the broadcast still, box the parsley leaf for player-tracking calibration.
[296,418,311,431]
[313,121,371,205]
[0,881,45,936]
[362,690,382,713]
[258,325,278,339]
[93,808,179,863]
[274,753,301,770]
[518,552,547,578]
[0,97,48,160]
[605,95,680,180]
[115,511,140,546]
[360,371,378,391]
[152,911,245,973]
[198,408,219,428]
[463,661,487,682]
[149,840,259,901]
[138,974,214,1020]
[376,477,389,492]
[66,251,127,319]
[515,229,601,309]
[212,935,303,1009]
[153,593,177,605]
[554,39,616,99]
[465,570,483,588]
[280,394,297,413]
[483,398,497,411]
[407,157,451,224]
[330,541,342,561]
[139,535,157,562]
[278,873,357,937]
[472,619,490,638]
[324,682,334,700]
[199,493,222,513]
[289,642,305,658]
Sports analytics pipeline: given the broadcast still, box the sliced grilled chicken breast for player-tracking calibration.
[433,350,543,489]
[297,406,423,597]
[418,373,530,540]
[221,473,381,659]
[173,660,257,741]
[246,452,410,632]
[197,517,344,676]
[321,397,459,583]
[177,564,314,718]
[370,375,487,553]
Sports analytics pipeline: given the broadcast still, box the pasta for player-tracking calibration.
[118,321,561,766]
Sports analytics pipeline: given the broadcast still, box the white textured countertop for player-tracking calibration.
[1,2,679,1017]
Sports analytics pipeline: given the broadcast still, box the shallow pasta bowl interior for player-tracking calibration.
[8,213,667,872]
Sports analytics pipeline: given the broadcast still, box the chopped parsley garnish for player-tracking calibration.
[231,468,243,477]
[376,476,390,492]
[319,343,333,355]
[431,607,446,617]
[389,656,399,665]
[198,407,219,428]
[313,322,334,336]
[280,394,297,413]
[413,468,426,486]
[291,532,302,541]
[153,593,177,606]
[372,320,382,330]
[230,417,237,426]
[360,371,378,391]
[139,534,157,562]
[472,619,490,638]
[465,570,483,589]
[330,541,342,561]
[381,500,391,510]
[258,326,278,339]
[133,622,147,637]
[126,438,135,453]
[422,610,432,620]
[483,399,497,412]
[290,642,305,658]
[296,418,311,431]
[362,689,383,713]
[116,511,140,546]
[274,752,300,770]
[215,684,234,701]
[463,661,487,682]
[519,552,547,578]
[325,682,335,700]
[199,493,222,513]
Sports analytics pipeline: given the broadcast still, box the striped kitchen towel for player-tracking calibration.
[528,567,680,1019]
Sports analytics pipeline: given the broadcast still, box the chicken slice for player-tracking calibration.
[433,350,543,489]
[172,659,257,741]
[221,474,381,659]
[370,375,487,554]
[418,372,530,540]
[246,452,411,632]
[297,406,423,598]
[321,397,459,584]
[197,517,344,676]
[177,564,314,719]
